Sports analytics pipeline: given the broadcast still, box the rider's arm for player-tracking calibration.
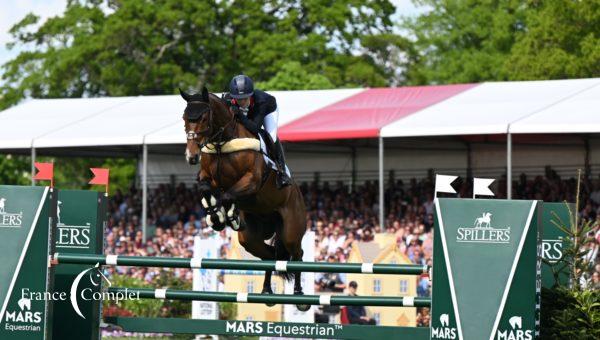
[235,110,260,135]
[234,96,276,136]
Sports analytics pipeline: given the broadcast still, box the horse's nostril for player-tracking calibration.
[188,155,199,165]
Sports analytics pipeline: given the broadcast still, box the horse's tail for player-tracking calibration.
[272,234,294,281]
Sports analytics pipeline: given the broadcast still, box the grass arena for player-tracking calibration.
[0,184,553,339]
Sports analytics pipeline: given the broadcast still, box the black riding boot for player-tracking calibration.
[274,140,291,189]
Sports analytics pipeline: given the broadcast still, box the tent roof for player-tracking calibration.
[0,89,363,149]
[3,78,600,151]
[380,78,600,138]
[34,95,186,148]
[510,81,600,134]
[0,97,135,149]
[279,84,476,141]
[144,88,363,145]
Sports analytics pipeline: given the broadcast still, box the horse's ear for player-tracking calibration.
[179,88,191,102]
[202,86,209,102]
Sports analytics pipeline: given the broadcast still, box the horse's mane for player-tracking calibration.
[208,92,229,108]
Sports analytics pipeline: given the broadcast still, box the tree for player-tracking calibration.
[256,61,333,90]
[361,33,420,86]
[0,155,30,185]
[401,0,527,84]
[1,0,398,110]
[401,1,599,84]
[504,1,600,80]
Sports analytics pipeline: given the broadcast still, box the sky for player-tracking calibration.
[0,0,428,67]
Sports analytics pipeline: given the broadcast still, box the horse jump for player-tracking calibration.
[0,185,542,340]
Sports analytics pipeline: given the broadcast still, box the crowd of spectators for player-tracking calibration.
[103,167,600,325]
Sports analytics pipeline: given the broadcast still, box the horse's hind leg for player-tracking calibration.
[278,196,309,311]
[237,216,277,305]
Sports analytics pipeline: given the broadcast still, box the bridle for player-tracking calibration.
[185,96,241,187]
[185,98,238,151]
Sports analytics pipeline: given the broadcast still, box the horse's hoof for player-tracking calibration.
[293,291,309,311]
[296,304,311,312]
[261,288,275,307]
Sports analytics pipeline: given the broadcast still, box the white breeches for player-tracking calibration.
[263,107,279,142]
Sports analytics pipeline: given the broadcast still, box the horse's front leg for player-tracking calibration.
[198,177,226,231]
[221,171,259,231]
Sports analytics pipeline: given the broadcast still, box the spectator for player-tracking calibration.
[327,229,346,254]
[346,281,376,325]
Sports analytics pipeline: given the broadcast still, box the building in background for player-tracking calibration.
[347,236,420,326]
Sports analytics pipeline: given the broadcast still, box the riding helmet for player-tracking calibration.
[229,75,254,99]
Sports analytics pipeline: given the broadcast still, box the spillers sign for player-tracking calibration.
[456,212,511,244]
[55,200,92,249]
[0,197,24,228]
[432,199,540,340]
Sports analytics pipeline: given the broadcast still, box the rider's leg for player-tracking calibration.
[263,108,279,143]
[274,140,291,187]
[263,109,291,188]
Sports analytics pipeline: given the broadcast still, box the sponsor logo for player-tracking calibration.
[55,200,92,249]
[497,316,533,340]
[0,197,23,228]
[69,264,110,319]
[68,265,140,319]
[224,321,341,337]
[456,212,511,244]
[431,313,457,339]
[3,295,42,333]
[541,238,563,263]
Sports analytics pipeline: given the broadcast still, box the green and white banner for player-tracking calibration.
[51,190,106,340]
[0,185,56,340]
[431,198,541,340]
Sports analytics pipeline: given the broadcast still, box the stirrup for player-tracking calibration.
[276,172,291,189]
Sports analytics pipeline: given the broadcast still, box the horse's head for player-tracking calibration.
[180,86,236,165]
[180,87,212,165]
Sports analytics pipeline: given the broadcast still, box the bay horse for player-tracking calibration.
[179,87,309,311]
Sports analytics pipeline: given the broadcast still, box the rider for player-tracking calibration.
[225,74,291,188]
